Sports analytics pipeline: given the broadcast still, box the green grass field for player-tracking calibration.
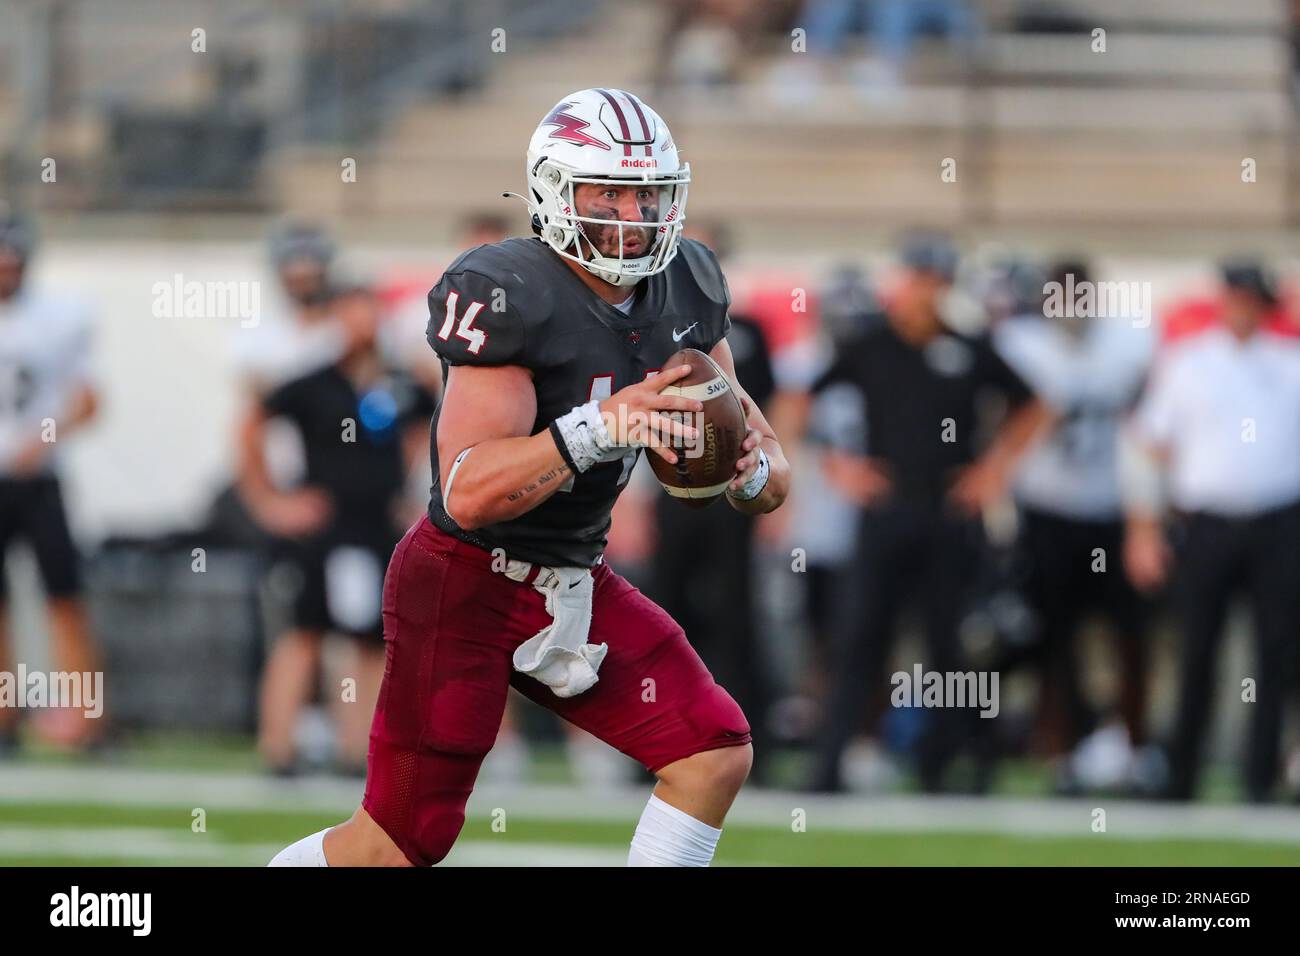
[2,735,1298,866]
[3,801,1300,866]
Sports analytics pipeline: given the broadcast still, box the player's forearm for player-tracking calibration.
[727,438,790,515]
[61,385,99,434]
[234,412,279,515]
[441,431,572,531]
[1118,427,1169,523]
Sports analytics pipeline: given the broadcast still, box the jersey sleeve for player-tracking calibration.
[260,376,304,423]
[1130,354,1180,447]
[426,268,528,368]
[57,299,97,389]
[975,334,1035,409]
[679,239,732,352]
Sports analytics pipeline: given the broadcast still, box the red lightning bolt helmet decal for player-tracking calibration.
[541,102,611,150]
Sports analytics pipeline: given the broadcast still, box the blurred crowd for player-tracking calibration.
[3,199,1300,805]
[654,0,981,99]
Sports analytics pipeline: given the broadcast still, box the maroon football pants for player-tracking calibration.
[362,515,751,866]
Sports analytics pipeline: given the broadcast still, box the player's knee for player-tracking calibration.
[708,743,754,796]
[663,743,753,798]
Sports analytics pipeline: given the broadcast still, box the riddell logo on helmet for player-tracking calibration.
[620,158,658,168]
[658,202,680,234]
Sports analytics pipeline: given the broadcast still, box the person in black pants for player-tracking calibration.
[1163,506,1300,801]
[991,259,1155,770]
[1015,510,1148,758]
[808,234,1051,793]
[1123,262,1300,802]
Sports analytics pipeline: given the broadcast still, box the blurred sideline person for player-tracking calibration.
[645,221,780,783]
[775,265,879,714]
[809,234,1051,793]
[993,259,1155,791]
[232,223,344,771]
[239,285,436,774]
[1122,262,1300,803]
[233,222,347,395]
[0,206,102,752]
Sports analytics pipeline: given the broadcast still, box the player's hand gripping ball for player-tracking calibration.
[648,348,748,507]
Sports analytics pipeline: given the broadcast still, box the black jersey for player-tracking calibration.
[814,323,1033,506]
[425,237,731,567]
[263,362,436,521]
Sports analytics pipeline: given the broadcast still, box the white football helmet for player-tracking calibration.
[522,88,689,287]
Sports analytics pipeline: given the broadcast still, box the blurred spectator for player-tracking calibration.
[1291,0,1300,107]
[653,0,774,94]
[781,0,979,100]
[239,284,435,775]
[1122,261,1300,803]
[808,233,1051,793]
[0,205,102,752]
[992,258,1155,791]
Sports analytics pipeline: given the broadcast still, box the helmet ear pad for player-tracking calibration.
[531,165,580,253]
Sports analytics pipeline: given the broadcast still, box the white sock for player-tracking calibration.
[268,827,330,867]
[627,794,722,867]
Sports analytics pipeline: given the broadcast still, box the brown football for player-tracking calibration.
[648,347,747,508]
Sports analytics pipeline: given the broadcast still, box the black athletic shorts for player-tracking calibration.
[0,475,81,598]
[273,516,401,642]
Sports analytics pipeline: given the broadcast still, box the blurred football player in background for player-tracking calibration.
[992,258,1155,793]
[0,205,102,752]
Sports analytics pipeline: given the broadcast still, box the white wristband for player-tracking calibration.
[552,400,618,473]
[727,447,770,502]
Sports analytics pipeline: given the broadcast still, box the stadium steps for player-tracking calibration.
[274,106,1292,229]
[269,0,1300,230]
[984,0,1285,31]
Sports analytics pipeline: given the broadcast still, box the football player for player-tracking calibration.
[0,205,102,751]
[271,88,790,866]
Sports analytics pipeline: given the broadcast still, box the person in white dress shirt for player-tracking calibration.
[1123,261,1300,802]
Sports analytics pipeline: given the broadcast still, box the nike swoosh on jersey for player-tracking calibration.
[672,322,699,342]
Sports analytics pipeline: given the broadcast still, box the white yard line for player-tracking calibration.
[0,824,625,867]
[2,764,1299,844]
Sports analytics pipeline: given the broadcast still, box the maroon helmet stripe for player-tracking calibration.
[596,88,632,157]
[621,90,654,157]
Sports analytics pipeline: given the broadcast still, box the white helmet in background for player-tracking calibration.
[523,88,689,287]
